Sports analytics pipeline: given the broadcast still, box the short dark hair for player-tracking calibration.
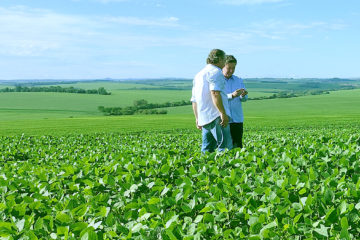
[225,55,237,65]
[206,49,225,64]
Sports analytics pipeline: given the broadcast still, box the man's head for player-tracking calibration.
[206,49,226,69]
[223,55,237,79]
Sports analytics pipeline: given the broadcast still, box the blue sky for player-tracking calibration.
[0,0,359,79]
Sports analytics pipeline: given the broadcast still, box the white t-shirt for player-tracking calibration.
[191,64,230,126]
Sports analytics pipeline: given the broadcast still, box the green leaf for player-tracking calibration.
[96,206,108,218]
[138,213,152,221]
[181,204,192,213]
[26,230,39,240]
[292,202,302,212]
[0,203,6,211]
[124,202,138,210]
[131,223,143,233]
[148,197,160,205]
[216,202,228,213]
[165,215,178,228]
[298,188,306,195]
[224,229,232,238]
[203,213,214,223]
[324,188,334,204]
[293,213,302,224]
[305,194,313,207]
[249,236,261,240]
[165,229,178,240]
[199,206,212,213]
[148,204,160,214]
[340,228,350,240]
[194,215,203,224]
[57,226,69,236]
[0,221,14,235]
[260,221,277,237]
[161,186,170,196]
[71,204,88,217]
[355,202,360,210]
[80,228,97,240]
[309,167,317,181]
[324,207,337,223]
[339,200,347,214]
[56,212,72,224]
[248,216,259,227]
[82,179,94,188]
[34,218,43,231]
[161,164,171,174]
[16,219,25,232]
[71,222,88,233]
[314,225,328,237]
[341,216,348,229]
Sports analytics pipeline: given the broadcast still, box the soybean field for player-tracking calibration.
[1,79,360,239]
[1,126,360,239]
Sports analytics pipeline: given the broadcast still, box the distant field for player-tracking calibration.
[4,78,357,96]
[34,81,163,90]
[0,87,272,121]
[0,89,359,135]
[0,90,191,120]
[166,89,360,118]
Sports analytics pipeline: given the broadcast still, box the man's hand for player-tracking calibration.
[231,89,243,98]
[210,90,228,127]
[220,113,229,127]
[240,89,248,97]
[196,120,202,130]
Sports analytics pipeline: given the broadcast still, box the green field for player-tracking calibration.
[1,79,360,239]
[1,79,360,132]
[1,125,359,239]
[2,87,359,135]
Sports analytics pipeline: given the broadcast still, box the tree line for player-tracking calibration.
[249,89,336,101]
[0,86,111,95]
[98,99,191,115]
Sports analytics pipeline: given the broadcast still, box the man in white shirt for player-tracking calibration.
[223,55,248,148]
[191,49,233,153]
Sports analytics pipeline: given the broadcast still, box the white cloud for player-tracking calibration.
[71,0,129,3]
[218,0,284,5]
[0,5,347,56]
[104,16,179,27]
[249,19,347,38]
[0,6,182,58]
[0,6,90,56]
[77,0,165,6]
[95,0,128,2]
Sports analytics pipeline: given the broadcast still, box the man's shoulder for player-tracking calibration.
[196,65,222,80]
[194,66,207,79]
[231,75,245,84]
[207,65,223,79]
[232,75,243,81]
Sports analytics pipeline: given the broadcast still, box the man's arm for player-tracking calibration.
[210,90,229,127]
[227,89,243,99]
[192,102,202,130]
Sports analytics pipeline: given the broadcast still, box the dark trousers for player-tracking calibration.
[230,122,243,148]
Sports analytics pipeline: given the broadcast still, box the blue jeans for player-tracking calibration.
[201,117,233,153]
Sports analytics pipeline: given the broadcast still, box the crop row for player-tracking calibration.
[0,127,359,239]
